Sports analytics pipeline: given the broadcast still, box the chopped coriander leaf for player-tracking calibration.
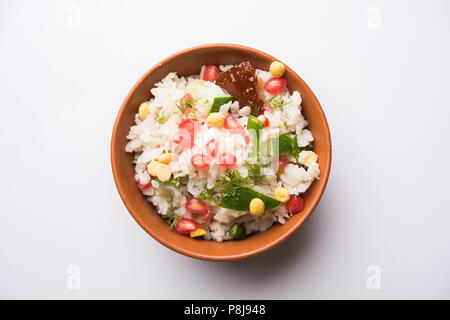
[220,169,252,187]
[197,184,217,204]
[154,110,167,124]
[192,214,203,225]
[174,97,200,119]
[245,161,270,184]
[161,202,182,230]
[265,95,292,111]
[155,176,180,186]
[253,104,260,115]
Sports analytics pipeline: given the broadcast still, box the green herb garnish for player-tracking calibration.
[244,162,268,184]
[154,110,167,124]
[217,169,252,188]
[175,97,200,119]
[253,104,260,115]
[265,95,292,111]
[197,185,217,204]
[155,176,180,186]
[161,201,182,230]
[192,214,203,225]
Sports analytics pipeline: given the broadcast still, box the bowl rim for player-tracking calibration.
[111,43,332,261]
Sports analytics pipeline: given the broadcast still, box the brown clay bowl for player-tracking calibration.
[111,43,332,261]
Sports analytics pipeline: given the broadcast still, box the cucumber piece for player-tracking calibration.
[219,184,281,211]
[277,133,294,155]
[209,96,233,114]
[271,133,302,158]
[247,115,262,163]
[229,223,246,240]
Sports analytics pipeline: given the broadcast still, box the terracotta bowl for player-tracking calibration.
[111,44,332,261]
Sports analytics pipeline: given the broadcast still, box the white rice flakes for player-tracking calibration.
[125,69,320,241]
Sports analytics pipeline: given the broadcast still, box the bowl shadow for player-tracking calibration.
[211,204,325,283]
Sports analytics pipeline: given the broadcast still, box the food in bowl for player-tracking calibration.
[125,61,320,241]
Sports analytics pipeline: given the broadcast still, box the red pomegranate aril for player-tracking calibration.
[218,152,236,168]
[179,118,200,135]
[260,116,270,128]
[203,65,220,82]
[173,133,182,144]
[278,156,289,172]
[224,115,244,134]
[185,198,209,215]
[178,129,195,149]
[193,210,211,227]
[205,139,219,158]
[265,78,287,95]
[286,195,304,215]
[175,218,197,234]
[245,134,253,145]
[177,118,201,149]
[137,180,152,190]
[191,154,211,171]
[180,93,194,112]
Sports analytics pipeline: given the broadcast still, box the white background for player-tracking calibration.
[1,0,449,299]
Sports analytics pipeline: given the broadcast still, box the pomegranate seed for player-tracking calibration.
[203,65,220,82]
[137,180,152,190]
[265,78,287,95]
[185,198,209,215]
[178,118,201,135]
[286,195,304,215]
[277,156,289,172]
[218,152,236,168]
[180,93,194,113]
[193,210,211,227]
[224,115,244,134]
[191,154,211,171]
[173,133,182,144]
[177,118,200,149]
[175,218,197,234]
[260,116,270,128]
[205,139,219,158]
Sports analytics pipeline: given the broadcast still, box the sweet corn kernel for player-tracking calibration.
[138,102,150,120]
[207,112,225,127]
[273,187,291,203]
[190,227,207,238]
[157,153,174,164]
[303,151,318,168]
[269,61,285,78]
[147,160,162,176]
[156,163,171,182]
[249,198,265,216]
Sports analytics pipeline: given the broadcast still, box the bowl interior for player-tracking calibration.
[111,44,331,261]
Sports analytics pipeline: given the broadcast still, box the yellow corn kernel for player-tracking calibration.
[156,163,171,182]
[157,153,174,164]
[147,160,162,176]
[249,198,265,216]
[138,102,150,120]
[207,112,225,127]
[190,227,207,238]
[273,187,291,203]
[269,61,285,78]
[303,151,318,168]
